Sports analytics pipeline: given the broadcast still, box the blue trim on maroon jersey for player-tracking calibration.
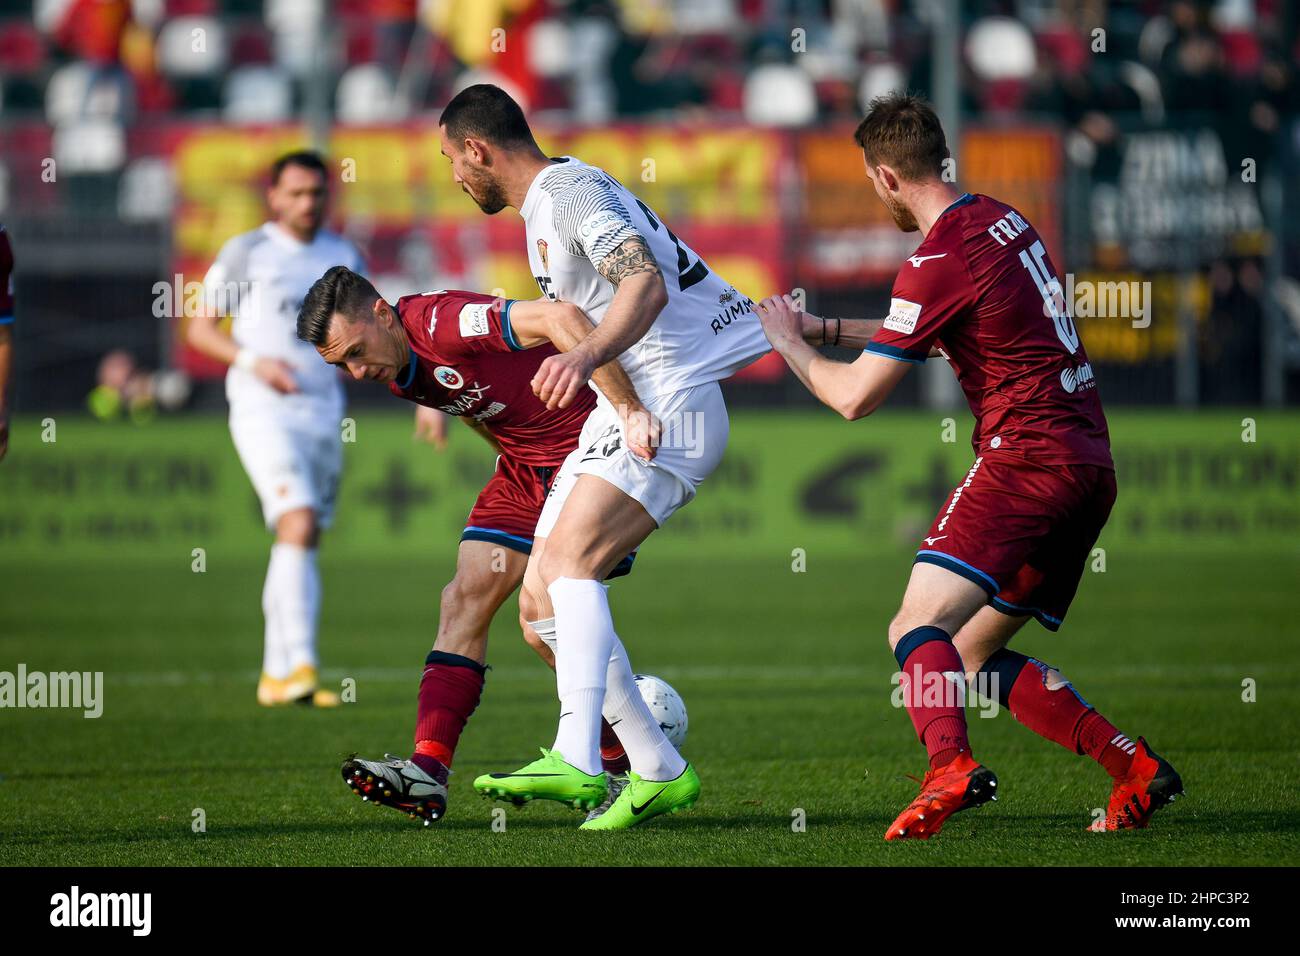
[396,348,417,389]
[462,526,534,554]
[938,192,976,219]
[915,549,999,595]
[460,525,637,580]
[990,596,1064,632]
[865,341,927,364]
[500,299,524,351]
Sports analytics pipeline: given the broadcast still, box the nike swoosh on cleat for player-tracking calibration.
[487,772,567,779]
[630,787,668,815]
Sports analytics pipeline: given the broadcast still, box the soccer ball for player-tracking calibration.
[633,674,688,749]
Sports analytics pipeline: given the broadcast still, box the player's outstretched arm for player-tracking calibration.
[506,298,660,460]
[795,311,886,350]
[759,294,912,420]
[530,235,667,411]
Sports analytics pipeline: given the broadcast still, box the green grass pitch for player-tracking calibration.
[1,411,1298,865]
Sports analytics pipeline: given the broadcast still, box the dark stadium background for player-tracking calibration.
[0,0,1296,412]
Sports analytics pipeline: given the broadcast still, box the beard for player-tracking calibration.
[882,191,919,232]
[462,172,509,215]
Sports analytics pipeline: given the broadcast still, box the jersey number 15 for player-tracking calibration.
[1019,239,1079,355]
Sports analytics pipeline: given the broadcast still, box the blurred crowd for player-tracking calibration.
[0,0,1294,136]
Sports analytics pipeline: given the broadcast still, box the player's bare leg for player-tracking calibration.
[344,540,526,825]
[952,606,1184,831]
[258,506,336,706]
[884,562,998,840]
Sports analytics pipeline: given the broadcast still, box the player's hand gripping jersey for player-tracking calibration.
[867,194,1112,469]
[520,157,772,400]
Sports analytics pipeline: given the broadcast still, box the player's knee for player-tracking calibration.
[275,509,318,547]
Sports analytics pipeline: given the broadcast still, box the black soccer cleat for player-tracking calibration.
[342,753,449,827]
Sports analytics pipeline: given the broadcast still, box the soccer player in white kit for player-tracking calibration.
[187,151,365,707]
[435,85,774,828]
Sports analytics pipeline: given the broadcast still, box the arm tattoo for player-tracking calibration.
[596,236,662,287]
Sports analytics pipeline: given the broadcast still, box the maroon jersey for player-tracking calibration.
[867,194,1112,468]
[390,290,594,467]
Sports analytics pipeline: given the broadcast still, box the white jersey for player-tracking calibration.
[202,222,364,426]
[520,157,771,399]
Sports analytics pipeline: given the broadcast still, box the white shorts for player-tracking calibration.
[229,412,343,531]
[534,381,729,537]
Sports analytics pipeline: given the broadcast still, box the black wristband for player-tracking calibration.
[820,316,827,346]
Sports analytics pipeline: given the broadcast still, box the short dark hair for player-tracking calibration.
[297,266,381,346]
[853,92,949,181]
[271,150,328,186]
[439,84,536,149]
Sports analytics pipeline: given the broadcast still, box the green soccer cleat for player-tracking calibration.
[473,748,608,810]
[579,763,700,831]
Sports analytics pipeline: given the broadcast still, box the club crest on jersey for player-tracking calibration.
[885,298,922,335]
[536,239,549,273]
[434,366,463,389]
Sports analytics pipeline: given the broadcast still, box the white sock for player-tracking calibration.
[548,577,613,775]
[529,615,684,780]
[261,549,288,679]
[604,635,686,781]
[269,543,320,674]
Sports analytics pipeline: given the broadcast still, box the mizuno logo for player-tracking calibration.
[923,535,948,546]
[427,305,437,334]
[631,787,668,815]
[908,253,948,268]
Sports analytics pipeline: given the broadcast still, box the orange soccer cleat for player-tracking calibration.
[1099,737,1183,831]
[884,752,999,841]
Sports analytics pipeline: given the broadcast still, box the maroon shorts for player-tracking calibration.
[914,453,1117,631]
[461,456,634,578]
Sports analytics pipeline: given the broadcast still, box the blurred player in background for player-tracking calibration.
[186,151,365,708]
[757,93,1183,841]
[295,266,655,823]
[0,223,13,462]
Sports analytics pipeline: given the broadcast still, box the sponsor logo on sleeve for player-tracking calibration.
[884,298,922,335]
[459,303,491,337]
[580,210,626,239]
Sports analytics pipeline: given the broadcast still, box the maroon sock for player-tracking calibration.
[412,651,486,770]
[1075,710,1137,778]
[600,718,631,774]
[894,626,970,769]
[987,650,1135,779]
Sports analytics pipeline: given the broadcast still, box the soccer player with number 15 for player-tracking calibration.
[757,92,1184,841]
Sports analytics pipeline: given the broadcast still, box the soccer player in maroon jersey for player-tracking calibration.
[296,265,658,823]
[757,93,1183,840]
